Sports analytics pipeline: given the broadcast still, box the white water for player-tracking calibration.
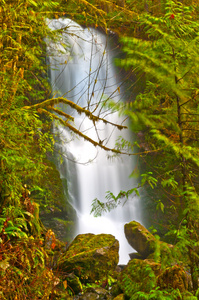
[47,18,142,264]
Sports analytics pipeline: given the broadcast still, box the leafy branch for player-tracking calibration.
[91,171,158,216]
[91,188,140,217]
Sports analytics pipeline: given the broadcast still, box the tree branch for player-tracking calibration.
[23,97,127,130]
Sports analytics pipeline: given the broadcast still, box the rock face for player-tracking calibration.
[58,233,119,283]
[124,221,156,258]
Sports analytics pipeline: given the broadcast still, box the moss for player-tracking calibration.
[118,260,189,299]
[124,221,156,257]
[118,259,159,297]
[157,265,188,292]
[58,233,119,283]
[65,273,83,294]
[112,294,125,300]
[35,159,69,212]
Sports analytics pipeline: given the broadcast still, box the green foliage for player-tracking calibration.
[82,275,116,291]
[91,187,139,217]
[1,0,199,298]
[115,2,199,210]
[111,0,199,292]
[118,259,157,298]
[141,172,157,189]
[156,200,164,213]
[131,288,196,300]
[0,235,62,299]
[91,169,159,216]
[0,0,56,210]
[0,206,29,240]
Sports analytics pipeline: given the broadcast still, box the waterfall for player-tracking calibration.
[47,18,142,264]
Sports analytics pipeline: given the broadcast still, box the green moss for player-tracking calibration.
[124,221,156,257]
[118,259,158,297]
[58,234,119,283]
[157,265,188,292]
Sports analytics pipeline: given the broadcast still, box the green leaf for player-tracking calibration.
[156,200,164,213]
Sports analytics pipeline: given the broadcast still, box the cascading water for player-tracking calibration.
[47,18,142,264]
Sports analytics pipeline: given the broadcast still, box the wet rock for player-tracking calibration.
[124,221,174,260]
[58,233,119,283]
[79,287,111,300]
[124,221,156,258]
[115,265,125,273]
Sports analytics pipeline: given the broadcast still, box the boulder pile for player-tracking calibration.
[52,221,191,299]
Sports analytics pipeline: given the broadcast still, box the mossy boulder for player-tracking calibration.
[124,221,156,258]
[58,233,119,283]
[118,259,189,298]
[118,259,160,297]
[157,265,188,292]
[124,221,174,261]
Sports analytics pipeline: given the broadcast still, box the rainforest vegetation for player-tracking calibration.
[1,0,199,299]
